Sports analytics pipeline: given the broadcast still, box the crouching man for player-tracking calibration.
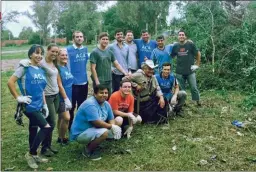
[109,79,142,139]
[70,85,122,161]
[124,60,166,124]
[155,62,187,117]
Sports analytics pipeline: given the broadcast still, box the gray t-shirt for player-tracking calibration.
[125,41,138,71]
[109,42,129,75]
[90,46,116,83]
[40,58,59,95]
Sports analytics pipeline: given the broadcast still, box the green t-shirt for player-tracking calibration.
[171,41,198,75]
[89,46,116,83]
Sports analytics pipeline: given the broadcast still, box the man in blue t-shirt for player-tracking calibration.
[155,62,187,117]
[70,85,122,161]
[151,35,173,75]
[66,31,89,130]
[134,30,157,68]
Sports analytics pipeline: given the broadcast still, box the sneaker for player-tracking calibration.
[48,146,58,154]
[32,155,48,163]
[41,148,54,157]
[82,148,102,161]
[25,152,38,169]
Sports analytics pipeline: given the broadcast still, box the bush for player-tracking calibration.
[4,43,17,47]
[28,33,42,45]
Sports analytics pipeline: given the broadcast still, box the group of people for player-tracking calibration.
[7,29,201,168]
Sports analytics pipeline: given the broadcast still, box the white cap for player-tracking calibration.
[141,60,158,69]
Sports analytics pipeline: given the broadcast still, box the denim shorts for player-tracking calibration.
[76,127,114,144]
[58,101,67,114]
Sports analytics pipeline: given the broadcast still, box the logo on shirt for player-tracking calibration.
[65,72,73,80]
[141,45,152,53]
[74,53,87,62]
[31,74,46,84]
[178,48,189,56]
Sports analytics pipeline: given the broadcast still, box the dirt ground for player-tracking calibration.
[1,59,21,72]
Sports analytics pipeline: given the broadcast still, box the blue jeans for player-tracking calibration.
[176,73,200,101]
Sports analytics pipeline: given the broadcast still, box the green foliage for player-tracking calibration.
[28,32,42,45]
[174,1,256,97]
[56,1,100,44]
[102,1,170,39]
[18,27,34,40]
[25,1,56,45]
[241,94,256,111]
[1,29,14,40]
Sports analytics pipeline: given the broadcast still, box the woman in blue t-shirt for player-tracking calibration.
[56,48,74,145]
[7,45,51,169]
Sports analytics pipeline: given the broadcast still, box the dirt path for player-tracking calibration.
[1,59,21,72]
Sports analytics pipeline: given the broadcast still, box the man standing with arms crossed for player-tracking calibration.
[171,30,201,106]
[109,29,130,93]
[124,30,138,73]
[134,30,157,68]
[66,31,89,130]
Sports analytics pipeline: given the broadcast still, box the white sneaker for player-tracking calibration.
[25,152,38,169]
[32,155,48,163]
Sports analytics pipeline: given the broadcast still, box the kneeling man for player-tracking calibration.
[109,79,142,139]
[70,85,122,161]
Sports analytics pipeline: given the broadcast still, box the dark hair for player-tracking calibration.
[120,78,131,87]
[72,31,83,39]
[178,30,186,35]
[93,84,109,94]
[125,30,133,35]
[98,32,109,40]
[141,30,148,35]
[28,44,44,59]
[162,62,172,68]
[156,35,165,41]
[115,28,123,35]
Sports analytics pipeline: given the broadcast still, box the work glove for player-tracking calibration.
[42,104,49,118]
[191,65,199,72]
[19,59,31,67]
[124,126,133,139]
[136,115,142,124]
[128,113,137,124]
[64,98,72,110]
[111,124,122,140]
[171,95,177,105]
[16,96,32,104]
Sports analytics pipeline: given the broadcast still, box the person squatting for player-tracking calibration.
[8,29,201,168]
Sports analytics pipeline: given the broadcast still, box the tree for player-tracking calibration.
[56,1,101,44]
[18,27,34,40]
[1,29,14,40]
[1,10,20,29]
[115,1,171,37]
[24,1,56,45]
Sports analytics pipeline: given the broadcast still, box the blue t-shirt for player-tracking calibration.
[151,44,173,75]
[58,65,74,102]
[17,66,47,112]
[66,45,88,85]
[134,39,157,68]
[155,73,176,101]
[70,96,114,141]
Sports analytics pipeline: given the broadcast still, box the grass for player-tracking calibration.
[1,44,95,60]
[1,71,256,171]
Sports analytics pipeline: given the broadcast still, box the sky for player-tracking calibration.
[2,1,179,38]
